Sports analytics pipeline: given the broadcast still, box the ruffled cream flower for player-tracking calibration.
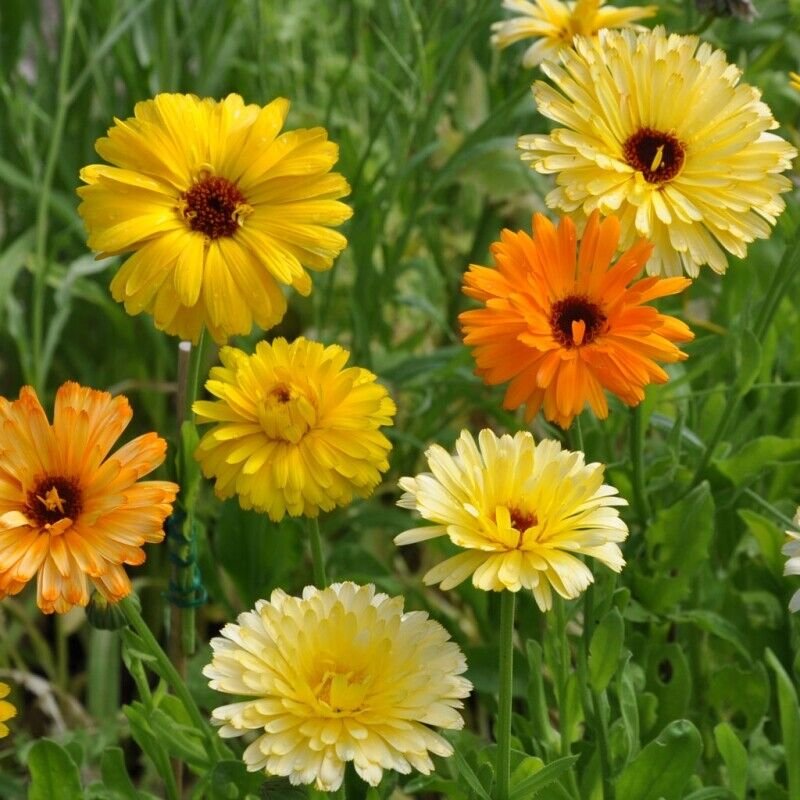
[204,582,471,791]
[397,429,628,610]
[783,508,800,613]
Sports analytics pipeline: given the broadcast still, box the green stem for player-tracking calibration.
[691,235,800,488]
[186,330,208,421]
[582,587,614,800]
[630,406,651,526]
[496,591,516,800]
[31,0,82,391]
[119,595,225,760]
[309,517,328,587]
[553,598,581,799]
[573,415,585,452]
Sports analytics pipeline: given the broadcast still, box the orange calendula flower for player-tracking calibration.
[460,212,694,428]
[0,383,178,613]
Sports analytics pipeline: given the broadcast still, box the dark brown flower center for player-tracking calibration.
[271,384,292,404]
[623,128,686,184]
[27,476,82,526]
[182,176,248,239]
[509,508,537,532]
[550,295,606,348]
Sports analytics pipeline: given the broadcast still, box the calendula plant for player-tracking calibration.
[1,2,800,800]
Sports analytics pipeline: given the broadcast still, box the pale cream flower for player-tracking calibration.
[397,429,628,610]
[204,582,471,791]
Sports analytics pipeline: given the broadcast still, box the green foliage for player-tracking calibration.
[1,0,800,798]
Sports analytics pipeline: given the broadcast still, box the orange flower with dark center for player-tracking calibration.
[460,212,694,428]
[0,382,178,613]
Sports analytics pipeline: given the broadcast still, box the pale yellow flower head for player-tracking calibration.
[791,72,800,92]
[519,27,797,277]
[783,508,800,613]
[193,337,396,521]
[0,682,16,738]
[491,0,657,67]
[204,582,471,791]
[396,429,628,610]
[78,93,352,343]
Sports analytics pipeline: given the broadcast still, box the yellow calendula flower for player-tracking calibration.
[519,28,797,277]
[0,683,16,738]
[193,337,396,521]
[78,93,352,343]
[491,0,656,67]
[397,429,628,610]
[791,72,800,92]
[0,383,178,614]
[204,582,471,791]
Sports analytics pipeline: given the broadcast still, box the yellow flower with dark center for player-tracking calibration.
[491,0,657,67]
[519,28,797,276]
[0,683,15,738]
[397,429,628,610]
[193,337,396,521]
[0,382,178,614]
[78,93,352,343]
[204,582,471,791]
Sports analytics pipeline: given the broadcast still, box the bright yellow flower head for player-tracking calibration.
[78,93,352,343]
[0,683,16,738]
[0,383,178,614]
[492,0,657,67]
[783,508,800,614]
[791,72,800,92]
[397,429,628,610]
[193,337,396,521]
[519,27,797,277]
[204,582,471,791]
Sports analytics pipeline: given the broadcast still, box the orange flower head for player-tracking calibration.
[0,382,179,613]
[460,212,694,428]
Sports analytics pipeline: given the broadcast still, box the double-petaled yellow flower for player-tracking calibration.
[79,93,352,343]
[193,338,395,521]
[204,582,471,791]
[519,28,797,276]
[397,429,628,610]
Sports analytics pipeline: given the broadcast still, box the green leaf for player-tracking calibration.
[615,719,702,800]
[714,723,748,799]
[765,648,800,797]
[617,654,640,764]
[734,328,761,398]
[589,608,624,693]
[669,610,751,662]
[208,762,267,799]
[27,739,84,800]
[633,483,715,613]
[509,755,579,799]
[447,738,492,800]
[646,643,692,733]
[738,509,785,577]
[715,437,800,486]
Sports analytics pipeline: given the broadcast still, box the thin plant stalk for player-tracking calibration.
[630,405,651,526]
[690,235,800,488]
[119,595,226,761]
[31,0,82,392]
[309,517,328,588]
[496,591,516,800]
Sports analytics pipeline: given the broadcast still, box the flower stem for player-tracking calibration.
[582,586,614,800]
[309,517,328,587]
[553,598,581,799]
[629,406,651,526]
[31,0,81,392]
[691,235,800,488]
[496,590,516,800]
[119,595,224,761]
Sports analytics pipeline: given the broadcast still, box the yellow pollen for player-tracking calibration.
[650,144,665,172]
[37,486,66,514]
